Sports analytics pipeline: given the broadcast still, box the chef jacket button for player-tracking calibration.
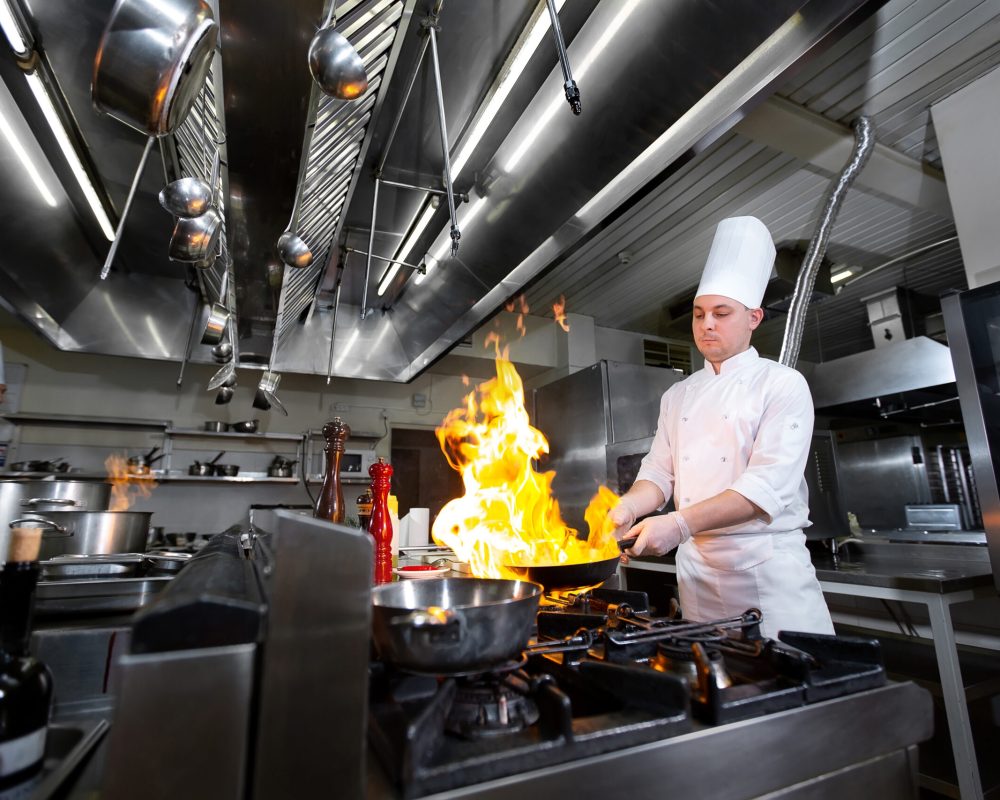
[681,417,688,422]
[683,497,690,503]
[721,457,727,462]
[683,456,690,462]
[723,414,729,420]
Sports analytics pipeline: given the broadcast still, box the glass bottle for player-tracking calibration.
[0,528,53,788]
[367,458,394,584]
[314,417,350,523]
[356,489,373,532]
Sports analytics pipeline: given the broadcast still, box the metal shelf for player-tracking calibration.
[165,428,304,442]
[305,475,370,485]
[154,473,302,484]
[305,429,383,440]
[2,413,170,430]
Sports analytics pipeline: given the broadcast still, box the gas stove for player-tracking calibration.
[368,587,888,799]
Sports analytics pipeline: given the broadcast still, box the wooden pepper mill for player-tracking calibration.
[314,417,350,523]
[367,457,393,584]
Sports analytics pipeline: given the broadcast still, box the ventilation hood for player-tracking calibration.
[0,0,880,383]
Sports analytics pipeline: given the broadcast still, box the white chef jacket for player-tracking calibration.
[634,346,834,637]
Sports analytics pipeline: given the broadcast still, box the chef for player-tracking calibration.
[611,216,834,639]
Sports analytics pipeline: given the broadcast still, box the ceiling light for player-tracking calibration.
[830,268,854,283]
[378,205,437,296]
[25,71,115,240]
[0,106,56,206]
[416,196,487,285]
[505,0,641,172]
[0,1,30,56]
[451,0,565,179]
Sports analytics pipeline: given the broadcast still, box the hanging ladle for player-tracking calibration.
[276,230,313,269]
[308,2,368,100]
[158,93,216,218]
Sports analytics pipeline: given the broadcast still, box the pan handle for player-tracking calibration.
[21,497,79,508]
[390,606,466,639]
[9,517,74,538]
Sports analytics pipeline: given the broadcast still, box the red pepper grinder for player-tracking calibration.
[314,417,350,523]
[367,457,394,584]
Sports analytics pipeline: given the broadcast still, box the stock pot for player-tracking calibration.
[20,510,153,560]
[0,480,112,560]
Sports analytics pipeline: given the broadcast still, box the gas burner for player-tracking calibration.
[445,671,541,739]
[651,642,733,698]
[398,652,529,679]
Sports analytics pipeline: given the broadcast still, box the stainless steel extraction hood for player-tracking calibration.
[0,0,880,383]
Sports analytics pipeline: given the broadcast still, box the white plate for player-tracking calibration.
[393,565,450,579]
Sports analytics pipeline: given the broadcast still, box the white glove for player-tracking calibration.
[608,498,637,540]
[622,511,692,557]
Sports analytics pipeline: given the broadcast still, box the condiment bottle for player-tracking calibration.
[367,458,394,584]
[314,417,350,523]
[356,489,373,532]
[0,527,53,788]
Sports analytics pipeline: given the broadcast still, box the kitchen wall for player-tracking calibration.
[0,306,669,531]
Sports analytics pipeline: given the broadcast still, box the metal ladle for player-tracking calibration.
[308,2,368,100]
[158,96,220,218]
[277,230,313,269]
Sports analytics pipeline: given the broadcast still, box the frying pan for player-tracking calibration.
[506,555,620,591]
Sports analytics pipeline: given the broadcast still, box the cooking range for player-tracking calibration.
[369,587,888,798]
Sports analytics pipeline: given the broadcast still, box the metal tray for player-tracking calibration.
[0,720,108,799]
[35,576,173,616]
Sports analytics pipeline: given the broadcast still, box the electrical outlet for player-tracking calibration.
[411,393,427,409]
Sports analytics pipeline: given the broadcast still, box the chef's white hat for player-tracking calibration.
[695,216,775,309]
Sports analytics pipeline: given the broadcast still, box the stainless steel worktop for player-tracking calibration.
[366,682,931,799]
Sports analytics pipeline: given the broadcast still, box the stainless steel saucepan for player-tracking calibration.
[20,510,153,559]
[371,578,542,674]
[1,480,112,559]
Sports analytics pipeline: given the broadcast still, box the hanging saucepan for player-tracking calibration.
[168,147,223,263]
[505,555,620,591]
[92,0,218,279]
[371,578,543,674]
[200,301,230,345]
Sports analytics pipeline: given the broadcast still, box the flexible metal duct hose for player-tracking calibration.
[779,116,875,368]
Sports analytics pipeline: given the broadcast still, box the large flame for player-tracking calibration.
[432,350,620,579]
[105,454,157,512]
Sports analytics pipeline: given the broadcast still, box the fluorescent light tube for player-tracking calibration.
[451,0,565,179]
[505,0,642,172]
[0,1,29,56]
[830,269,854,283]
[416,196,488,285]
[378,204,437,296]
[25,71,115,240]
[0,107,56,206]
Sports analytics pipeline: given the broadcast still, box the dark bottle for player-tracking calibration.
[0,528,54,788]
[314,417,350,523]
[356,489,373,532]
[367,458,394,585]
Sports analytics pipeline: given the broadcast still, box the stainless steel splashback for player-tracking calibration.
[532,361,683,533]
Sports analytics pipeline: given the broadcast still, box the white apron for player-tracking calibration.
[675,530,834,639]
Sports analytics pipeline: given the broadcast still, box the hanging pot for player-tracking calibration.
[92,0,218,279]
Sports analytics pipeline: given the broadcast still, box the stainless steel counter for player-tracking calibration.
[623,540,997,800]
[367,682,931,799]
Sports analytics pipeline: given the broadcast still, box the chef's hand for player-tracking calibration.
[621,511,692,559]
[608,497,637,540]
